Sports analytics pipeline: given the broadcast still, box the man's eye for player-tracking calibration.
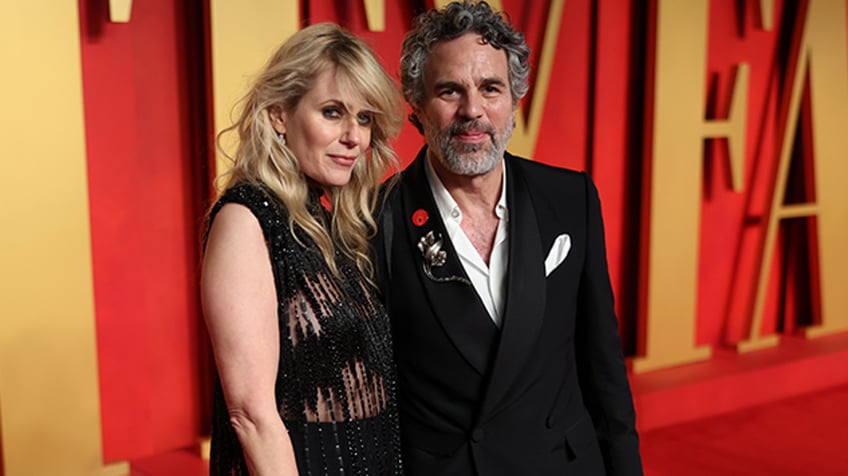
[483,85,502,95]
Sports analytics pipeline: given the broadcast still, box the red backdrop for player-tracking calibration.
[77,0,844,463]
[79,0,209,461]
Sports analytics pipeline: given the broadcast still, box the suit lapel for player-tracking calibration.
[399,149,498,375]
[478,155,547,422]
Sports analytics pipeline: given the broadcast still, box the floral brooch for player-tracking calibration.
[417,230,471,285]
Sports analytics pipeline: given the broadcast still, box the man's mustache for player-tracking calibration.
[448,120,495,138]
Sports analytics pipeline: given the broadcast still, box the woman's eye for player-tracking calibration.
[322,107,342,119]
[357,113,374,127]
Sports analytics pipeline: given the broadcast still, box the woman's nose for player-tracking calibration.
[340,121,362,147]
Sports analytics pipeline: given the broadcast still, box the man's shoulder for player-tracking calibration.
[505,152,586,187]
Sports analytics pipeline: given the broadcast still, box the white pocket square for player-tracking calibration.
[544,233,571,277]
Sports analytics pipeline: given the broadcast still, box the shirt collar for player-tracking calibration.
[424,152,509,224]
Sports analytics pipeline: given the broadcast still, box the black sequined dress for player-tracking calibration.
[206,183,402,475]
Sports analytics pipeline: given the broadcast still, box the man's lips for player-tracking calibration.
[454,131,489,142]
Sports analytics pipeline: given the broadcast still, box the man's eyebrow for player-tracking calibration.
[480,77,507,88]
[433,80,463,91]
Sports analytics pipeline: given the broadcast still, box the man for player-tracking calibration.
[376,2,643,474]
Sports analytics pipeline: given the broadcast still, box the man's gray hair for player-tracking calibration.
[400,0,531,133]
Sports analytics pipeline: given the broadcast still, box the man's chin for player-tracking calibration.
[444,154,501,177]
[448,144,491,162]
[450,140,488,154]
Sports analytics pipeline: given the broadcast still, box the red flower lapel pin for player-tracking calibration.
[412,209,429,227]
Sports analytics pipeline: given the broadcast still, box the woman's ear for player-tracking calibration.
[268,105,286,134]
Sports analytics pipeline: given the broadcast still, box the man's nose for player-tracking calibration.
[458,91,484,119]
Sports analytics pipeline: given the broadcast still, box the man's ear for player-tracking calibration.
[408,108,425,134]
[268,105,286,134]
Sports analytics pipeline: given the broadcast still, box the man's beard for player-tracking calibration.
[429,118,512,177]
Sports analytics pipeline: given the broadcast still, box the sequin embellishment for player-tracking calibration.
[205,183,402,475]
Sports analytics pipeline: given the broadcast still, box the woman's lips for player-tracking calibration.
[329,154,357,166]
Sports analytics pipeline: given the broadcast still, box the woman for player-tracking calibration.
[202,23,403,475]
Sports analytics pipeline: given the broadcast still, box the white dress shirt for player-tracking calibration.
[425,157,510,327]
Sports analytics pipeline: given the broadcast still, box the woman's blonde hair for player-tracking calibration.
[215,23,403,281]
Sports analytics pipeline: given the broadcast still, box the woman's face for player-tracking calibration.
[273,67,374,188]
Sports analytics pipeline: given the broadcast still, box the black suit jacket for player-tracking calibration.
[376,148,642,475]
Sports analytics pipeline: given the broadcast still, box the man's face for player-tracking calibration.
[416,33,515,177]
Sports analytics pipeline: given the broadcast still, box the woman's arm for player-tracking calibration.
[202,203,298,476]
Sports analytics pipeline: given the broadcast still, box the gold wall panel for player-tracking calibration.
[0,1,121,474]
[632,0,738,373]
[210,0,300,178]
